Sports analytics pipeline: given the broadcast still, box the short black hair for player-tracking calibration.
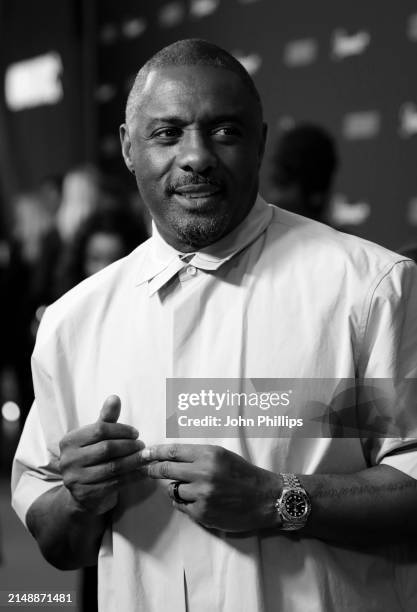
[125,38,262,125]
[271,123,338,196]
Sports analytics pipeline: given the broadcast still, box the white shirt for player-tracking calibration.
[12,196,417,611]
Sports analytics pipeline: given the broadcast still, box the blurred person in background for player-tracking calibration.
[12,191,55,273]
[56,165,100,245]
[38,174,64,217]
[55,207,148,298]
[269,122,338,224]
[97,173,153,236]
[0,214,12,402]
[1,191,60,420]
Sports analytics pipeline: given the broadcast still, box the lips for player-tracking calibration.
[174,184,222,198]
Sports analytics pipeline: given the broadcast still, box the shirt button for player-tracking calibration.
[187,265,197,276]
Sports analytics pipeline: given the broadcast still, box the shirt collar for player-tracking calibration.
[135,194,273,296]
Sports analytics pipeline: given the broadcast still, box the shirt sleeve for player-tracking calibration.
[357,259,417,477]
[11,401,63,528]
[11,311,66,529]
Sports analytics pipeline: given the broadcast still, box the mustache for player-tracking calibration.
[167,175,223,195]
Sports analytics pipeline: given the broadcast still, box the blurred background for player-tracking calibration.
[0,0,416,609]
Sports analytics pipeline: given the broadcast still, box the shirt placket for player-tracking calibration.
[170,268,218,612]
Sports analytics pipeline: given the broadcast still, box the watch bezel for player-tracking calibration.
[279,488,311,522]
[276,486,311,530]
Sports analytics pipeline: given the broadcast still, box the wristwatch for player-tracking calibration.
[275,473,311,531]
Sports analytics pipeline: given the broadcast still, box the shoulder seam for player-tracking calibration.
[356,258,412,371]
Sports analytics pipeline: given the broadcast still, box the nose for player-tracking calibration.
[177,128,217,174]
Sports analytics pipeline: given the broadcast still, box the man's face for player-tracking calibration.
[120,64,266,252]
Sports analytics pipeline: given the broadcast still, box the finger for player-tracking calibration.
[73,450,149,484]
[167,481,196,503]
[144,460,196,481]
[99,395,121,423]
[64,421,139,448]
[69,471,144,511]
[141,443,201,463]
[64,438,145,467]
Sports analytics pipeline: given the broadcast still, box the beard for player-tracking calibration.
[169,207,232,249]
[138,176,257,251]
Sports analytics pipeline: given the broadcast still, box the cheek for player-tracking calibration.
[219,146,260,178]
[133,147,172,183]
[133,153,172,216]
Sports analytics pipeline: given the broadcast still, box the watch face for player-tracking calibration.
[284,491,309,519]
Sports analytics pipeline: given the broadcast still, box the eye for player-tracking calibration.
[212,126,242,141]
[153,127,182,141]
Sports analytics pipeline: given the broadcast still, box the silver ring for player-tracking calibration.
[171,480,186,504]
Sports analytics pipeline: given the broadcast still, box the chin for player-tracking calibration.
[173,213,231,249]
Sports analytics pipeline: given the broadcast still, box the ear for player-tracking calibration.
[258,122,268,168]
[119,124,135,175]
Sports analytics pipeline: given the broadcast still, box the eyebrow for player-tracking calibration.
[145,114,247,130]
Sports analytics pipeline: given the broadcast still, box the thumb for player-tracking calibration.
[99,394,121,423]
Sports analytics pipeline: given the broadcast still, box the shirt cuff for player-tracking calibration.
[12,471,63,529]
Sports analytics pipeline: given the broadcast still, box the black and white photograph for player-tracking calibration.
[0,1,417,611]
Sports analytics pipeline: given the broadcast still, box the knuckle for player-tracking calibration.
[62,471,77,489]
[212,445,225,460]
[58,456,68,474]
[202,482,215,500]
[93,422,105,441]
[98,440,110,460]
[107,461,117,477]
[210,446,226,470]
[167,444,178,459]
[160,462,171,478]
[72,484,91,506]
[203,446,216,464]
[202,454,217,478]
[202,467,215,485]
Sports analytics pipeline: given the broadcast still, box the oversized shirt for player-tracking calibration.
[12,196,417,612]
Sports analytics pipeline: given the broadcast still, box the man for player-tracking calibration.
[12,39,417,611]
[269,122,338,223]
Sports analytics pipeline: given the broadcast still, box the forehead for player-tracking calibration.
[137,64,257,123]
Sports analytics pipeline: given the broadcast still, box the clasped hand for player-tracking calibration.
[59,395,147,514]
[140,443,281,532]
[59,395,281,531]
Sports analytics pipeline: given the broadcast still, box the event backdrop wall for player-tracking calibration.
[1,0,416,250]
[0,0,90,191]
[96,0,417,250]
